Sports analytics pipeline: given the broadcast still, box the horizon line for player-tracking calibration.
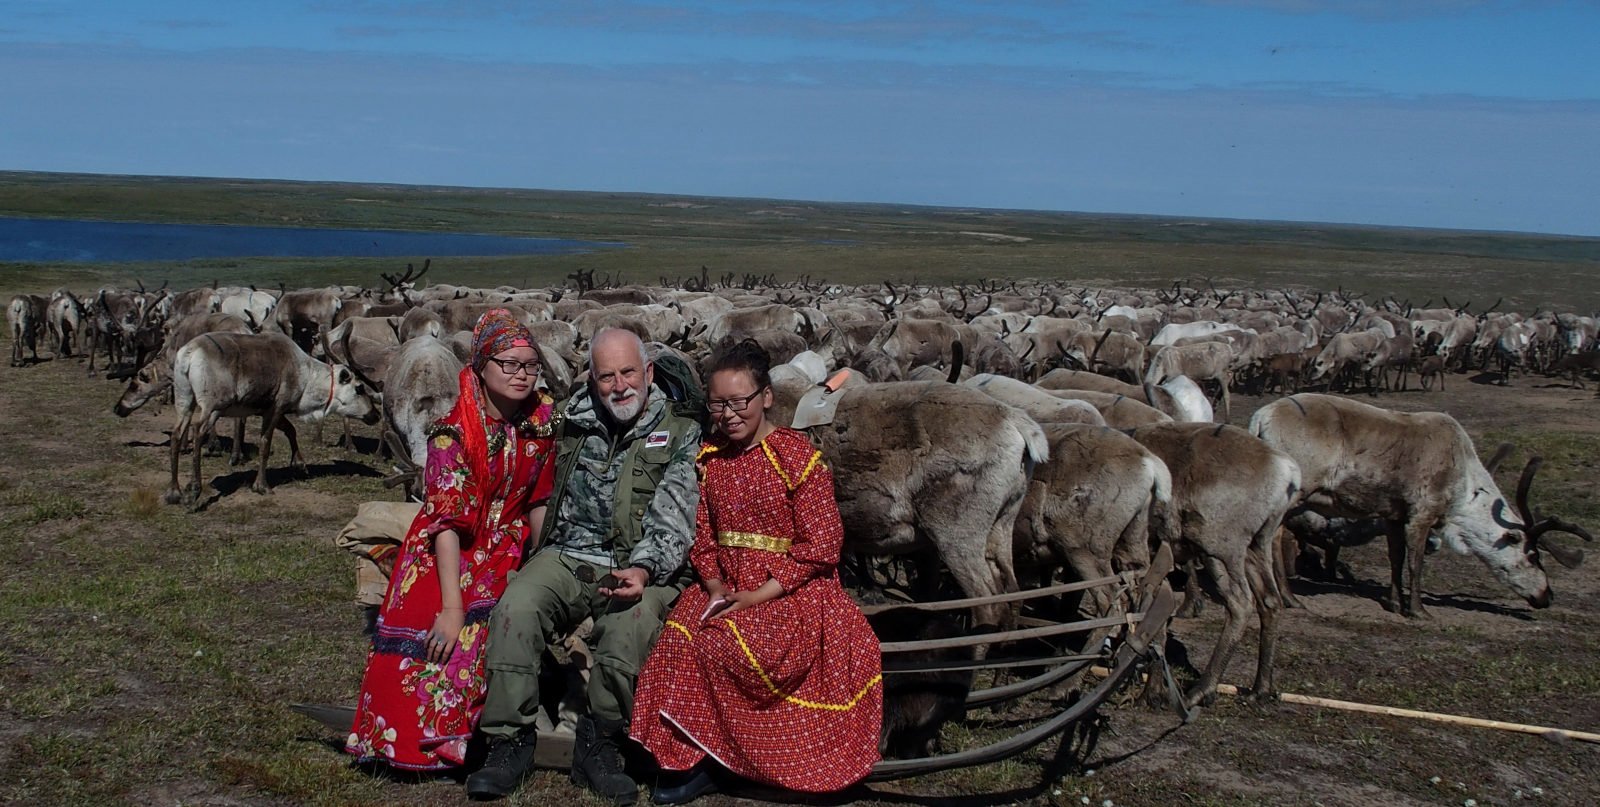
[4,168,1598,242]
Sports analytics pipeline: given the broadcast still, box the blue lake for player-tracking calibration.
[0,216,624,263]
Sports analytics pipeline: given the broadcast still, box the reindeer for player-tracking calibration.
[46,290,86,358]
[1035,368,1212,423]
[378,259,430,306]
[216,286,278,327]
[272,288,344,353]
[114,313,255,419]
[1550,349,1600,391]
[341,329,463,497]
[1306,328,1387,392]
[769,372,1048,630]
[1250,394,1592,617]
[1149,320,1247,347]
[1014,423,1174,669]
[1125,422,1300,707]
[8,294,47,366]
[1144,342,1234,422]
[165,333,379,508]
[961,374,1107,426]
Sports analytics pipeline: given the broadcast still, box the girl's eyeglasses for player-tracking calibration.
[707,387,767,414]
[488,358,541,377]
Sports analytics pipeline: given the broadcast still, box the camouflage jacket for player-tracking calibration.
[540,388,701,584]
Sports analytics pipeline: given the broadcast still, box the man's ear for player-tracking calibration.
[644,360,655,388]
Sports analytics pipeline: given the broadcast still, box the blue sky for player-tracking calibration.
[2,1,1597,235]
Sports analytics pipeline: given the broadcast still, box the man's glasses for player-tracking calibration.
[707,388,766,414]
[487,357,541,377]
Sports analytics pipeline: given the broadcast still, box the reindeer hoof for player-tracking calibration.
[163,489,183,505]
[1181,688,1215,713]
[251,483,272,495]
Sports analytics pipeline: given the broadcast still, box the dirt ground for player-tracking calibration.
[1,345,1597,807]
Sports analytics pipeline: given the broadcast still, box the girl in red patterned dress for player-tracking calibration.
[631,339,882,803]
[345,310,558,772]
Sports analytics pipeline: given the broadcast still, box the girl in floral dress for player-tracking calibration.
[631,339,882,802]
[345,310,557,771]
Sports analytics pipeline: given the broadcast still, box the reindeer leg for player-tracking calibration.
[338,415,356,452]
[255,409,280,494]
[190,409,221,509]
[281,418,305,475]
[1185,555,1250,710]
[1273,527,1302,609]
[165,408,194,504]
[1176,561,1206,618]
[1247,556,1281,701]
[1380,520,1406,614]
[229,418,247,466]
[1403,516,1432,619]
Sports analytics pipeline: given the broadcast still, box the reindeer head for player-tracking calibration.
[113,360,173,417]
[1491,456,1592,575]
[1465,447,1592,608]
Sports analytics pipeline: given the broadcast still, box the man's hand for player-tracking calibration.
[599,566,649,601]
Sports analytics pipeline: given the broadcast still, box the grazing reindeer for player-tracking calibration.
[1251,394,1592,617]
[166,333,379,507]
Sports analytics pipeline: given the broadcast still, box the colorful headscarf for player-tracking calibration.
[471,308,535,371]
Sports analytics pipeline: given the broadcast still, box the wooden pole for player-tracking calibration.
[1089,668,1600,745]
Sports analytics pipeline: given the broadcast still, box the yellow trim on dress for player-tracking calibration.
[716,531,793,553]
[760,441,793,490]
[718,620,881,712]
[665,620,693,641]
[793,450,824,488]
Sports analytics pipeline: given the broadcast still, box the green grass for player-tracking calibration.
[3,171,1599,312]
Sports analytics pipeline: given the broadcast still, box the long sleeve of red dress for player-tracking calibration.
[688,492,723,585]
[763,450,842,593]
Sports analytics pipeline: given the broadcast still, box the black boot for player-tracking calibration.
[571,716,638,806]
[651,761,720,805]
[465,729,536,800]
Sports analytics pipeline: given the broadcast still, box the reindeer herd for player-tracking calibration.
[6,265,1597,711]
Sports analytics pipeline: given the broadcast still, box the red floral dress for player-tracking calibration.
[345,390,557,771]
[630,427,882,792]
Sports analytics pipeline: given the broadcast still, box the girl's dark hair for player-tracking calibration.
[706,337,772,390]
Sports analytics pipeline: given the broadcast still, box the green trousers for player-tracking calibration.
[479,549,683,737]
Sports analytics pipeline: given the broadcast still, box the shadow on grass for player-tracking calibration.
[192,460,384,510]
[320,433,383,455]
[1290,576,1536,620]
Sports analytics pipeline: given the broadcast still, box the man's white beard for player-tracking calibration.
[603,389,645,423]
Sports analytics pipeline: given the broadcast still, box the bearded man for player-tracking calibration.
[468,328,702,804]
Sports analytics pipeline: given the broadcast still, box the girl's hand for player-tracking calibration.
[426,607,465,664]
[721,579,783,616]
[702,578,729,601]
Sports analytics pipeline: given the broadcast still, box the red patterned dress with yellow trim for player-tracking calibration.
[630,427,882,792]
[345,392,557,771]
